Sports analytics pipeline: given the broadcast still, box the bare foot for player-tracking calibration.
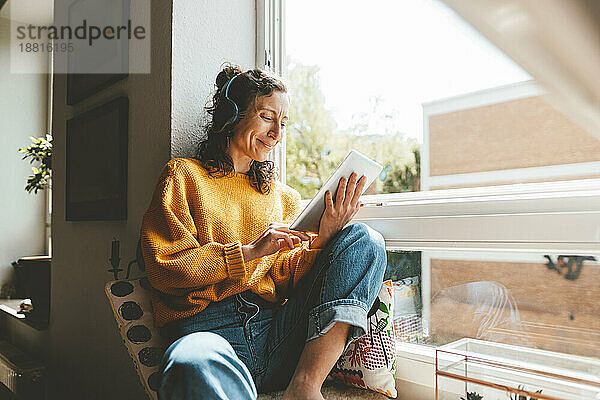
[281,381,325,400]
[280,322,350,400]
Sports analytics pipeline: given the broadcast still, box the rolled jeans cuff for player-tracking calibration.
[306,299,368,351]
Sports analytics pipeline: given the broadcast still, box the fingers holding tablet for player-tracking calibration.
[336,172,366,207]
[335,175,348,205]
[350,175,367,207]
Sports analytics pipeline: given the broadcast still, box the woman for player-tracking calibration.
[141,65,386,400]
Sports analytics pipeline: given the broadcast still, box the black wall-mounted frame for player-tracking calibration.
[65,0,130,104]
[66,96,128,221]
[67,73,128,105]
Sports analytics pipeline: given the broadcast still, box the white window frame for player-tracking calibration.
[259,0,600,390]
[261,0,600,254]
[46,51,53,257]
[257,0,287,183]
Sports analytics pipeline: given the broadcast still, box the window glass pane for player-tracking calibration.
[285,0,599,199]
[387,249,600,362]
[385,250,423,343]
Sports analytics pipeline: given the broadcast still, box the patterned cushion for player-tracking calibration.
[105,278,167,400]
[330,280,397,398]
[392,277,423,343]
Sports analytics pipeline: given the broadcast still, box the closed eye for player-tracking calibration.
[261,114,286,128]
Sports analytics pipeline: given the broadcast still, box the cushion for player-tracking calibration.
[330,280,397,398]
[105,278,167,400]
[392,277,422,343]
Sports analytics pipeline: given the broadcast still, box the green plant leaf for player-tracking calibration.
[378,302,389,314]
[18,134,52,194]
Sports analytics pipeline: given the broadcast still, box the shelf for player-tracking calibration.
[0,300,48,331]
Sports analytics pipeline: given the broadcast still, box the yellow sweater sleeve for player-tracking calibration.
[140,164,246,295]
[269,243,321,291]
[268,188,322,291]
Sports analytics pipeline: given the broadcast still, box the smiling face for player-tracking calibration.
[228,90,289,173]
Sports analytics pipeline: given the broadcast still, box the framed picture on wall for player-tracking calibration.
[66,96,128,221]
[65,0,130,104]
[67,74,128,105]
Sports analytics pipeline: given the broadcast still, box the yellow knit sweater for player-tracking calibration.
[140,158,322,328]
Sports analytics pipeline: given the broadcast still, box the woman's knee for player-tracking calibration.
[337,222,384,245]
[336,223,386,266]
[160,332,256,399]
[163,331,235,371]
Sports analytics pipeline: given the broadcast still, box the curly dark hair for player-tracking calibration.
[195,64,287,194]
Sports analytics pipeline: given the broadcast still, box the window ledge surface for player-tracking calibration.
[257,344,437,400]
[0,299,48,330]
[258,384,391,399]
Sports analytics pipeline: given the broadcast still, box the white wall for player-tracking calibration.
[45,1,256,399]
[0,16,47,288]
[171,0,256,158]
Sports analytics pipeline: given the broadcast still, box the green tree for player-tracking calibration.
[382,147,420,193]
[338,96,420,194]
[385,250,421,281]
[286,59,339,198]
[285,60,421,197]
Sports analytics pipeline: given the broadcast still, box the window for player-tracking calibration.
[46,60,53,256]
[260,0,600,391]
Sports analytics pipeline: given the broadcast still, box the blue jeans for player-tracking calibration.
[158,223,387,400]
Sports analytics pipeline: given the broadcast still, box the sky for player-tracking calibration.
[285,0,532,143]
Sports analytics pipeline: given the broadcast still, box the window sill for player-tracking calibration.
[258,384,392,399]
[0,299,48,331]
[258,340,600,399]
[396,339,600,398]
[395,341,436,390]
[257,343,437,400]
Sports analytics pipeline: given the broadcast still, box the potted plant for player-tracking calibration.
[13,134,53,324]
[18,134,52,194]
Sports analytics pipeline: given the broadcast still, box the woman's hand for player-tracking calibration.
[311,172,367,249]
[241,222,311,262]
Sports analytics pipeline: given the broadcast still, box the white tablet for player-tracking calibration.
[290,150,383,233]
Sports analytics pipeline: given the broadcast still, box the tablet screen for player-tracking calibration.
[290,150,383,233]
